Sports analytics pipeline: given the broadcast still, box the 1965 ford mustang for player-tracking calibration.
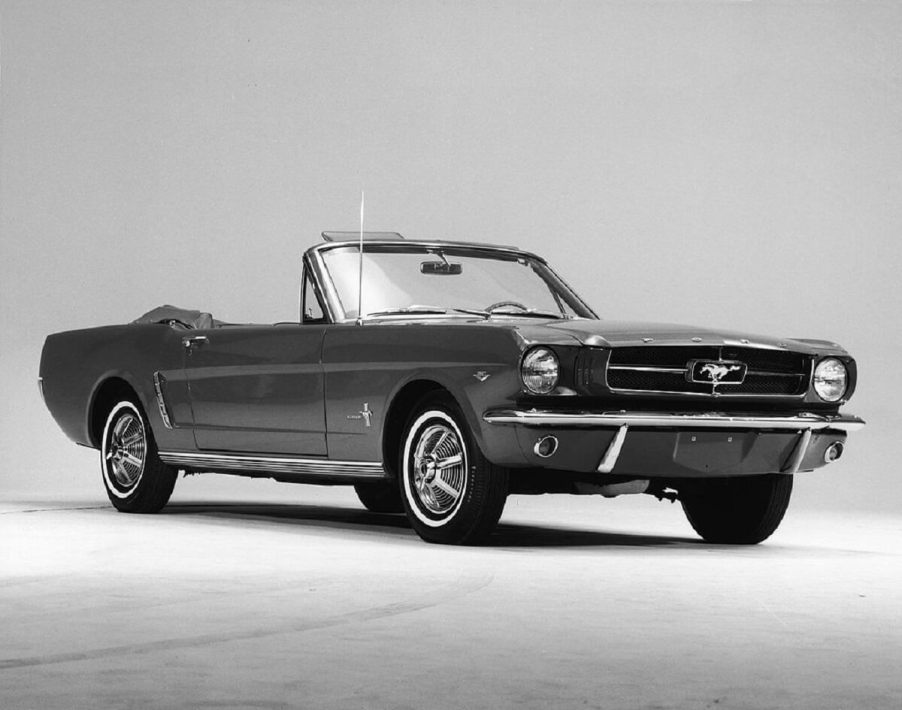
[40,232,864,545]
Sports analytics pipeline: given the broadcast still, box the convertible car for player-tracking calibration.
[40,232,864,545]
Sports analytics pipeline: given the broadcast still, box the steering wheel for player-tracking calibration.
[486,301,529,313]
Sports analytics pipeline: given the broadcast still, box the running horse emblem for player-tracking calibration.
[700,363,741,383]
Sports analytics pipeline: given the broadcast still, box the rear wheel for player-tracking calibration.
[400,393,508,545]
[101,400,177,513]
[354,482,404,513]
[681,474,793,544]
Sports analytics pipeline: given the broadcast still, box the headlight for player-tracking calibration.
[813,358,848,402]
[521,347,559,394]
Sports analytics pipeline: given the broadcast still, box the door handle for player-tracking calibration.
[182,335,209,349]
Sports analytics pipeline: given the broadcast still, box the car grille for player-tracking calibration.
[605,346,810,396]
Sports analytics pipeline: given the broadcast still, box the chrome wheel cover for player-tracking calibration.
[410,421,466,516]
[102,404,146,496]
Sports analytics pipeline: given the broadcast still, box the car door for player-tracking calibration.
[182,324,328,455]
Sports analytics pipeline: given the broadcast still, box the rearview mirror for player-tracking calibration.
[420,261,463,275]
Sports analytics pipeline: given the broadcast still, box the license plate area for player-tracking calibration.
[673,431,749,471]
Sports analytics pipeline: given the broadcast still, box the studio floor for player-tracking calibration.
[2,479,900,710]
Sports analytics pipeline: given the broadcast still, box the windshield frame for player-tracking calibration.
[304,239,598,324]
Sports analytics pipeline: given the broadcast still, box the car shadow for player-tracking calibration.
[162,501,700,549]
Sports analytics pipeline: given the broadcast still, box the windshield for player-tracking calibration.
[320,245,594,320]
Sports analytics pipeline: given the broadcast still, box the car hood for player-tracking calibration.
[512,318,849,355]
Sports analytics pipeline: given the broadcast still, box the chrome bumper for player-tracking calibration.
[483,410,865,432]
[483,410,864,475]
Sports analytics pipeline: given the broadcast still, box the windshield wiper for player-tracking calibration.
[365,306,569,320]
[487,308,569,319]
[450,308,491,318]
[365,306,448,318]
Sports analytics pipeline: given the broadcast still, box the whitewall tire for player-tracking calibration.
[400,394,508,545]
[100,400,177,513]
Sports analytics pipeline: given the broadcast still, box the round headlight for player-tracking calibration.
[521,347,560,394]
[813,358,848,402]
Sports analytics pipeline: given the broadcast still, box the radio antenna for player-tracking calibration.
[356,190,365,325]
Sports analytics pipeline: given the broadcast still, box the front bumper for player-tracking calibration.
[482,409,865,478]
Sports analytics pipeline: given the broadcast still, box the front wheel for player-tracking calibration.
[680,474,793,544]
[101,400,177,513]
[400,394,508,545]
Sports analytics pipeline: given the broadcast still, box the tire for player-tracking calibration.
[681,474,793,544]
[399,393,508,545]
[100,400,177,513]
[354,481,404,514]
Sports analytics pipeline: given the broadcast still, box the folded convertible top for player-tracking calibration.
[131,305,217,330]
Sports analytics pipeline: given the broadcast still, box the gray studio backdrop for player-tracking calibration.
[2,1,899,511]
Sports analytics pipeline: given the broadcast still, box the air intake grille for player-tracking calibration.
[606,346,810,396]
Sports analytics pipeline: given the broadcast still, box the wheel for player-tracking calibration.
[354,482,404,513]
[680,474,793,544]
[400,393,508,545]
[101,400,177,513]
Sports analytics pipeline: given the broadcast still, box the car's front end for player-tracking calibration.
[479,324,862,488]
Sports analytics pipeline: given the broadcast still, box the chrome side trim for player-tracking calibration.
[782,429,813,474]
[596,425,628,473]
[483,410,866,432]
[158,451,385,478]
[152,372,173,430]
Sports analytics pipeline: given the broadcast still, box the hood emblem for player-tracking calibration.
[688,360,747,385]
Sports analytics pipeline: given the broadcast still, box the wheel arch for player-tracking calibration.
[381,379,450,480]
[87,376,145,448]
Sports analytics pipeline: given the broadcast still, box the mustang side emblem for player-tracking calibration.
[346,402,373,427]
[688,360,748,385]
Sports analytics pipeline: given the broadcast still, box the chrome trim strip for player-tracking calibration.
[600,386,808,399]
[746,370,801,378]
[782,429,813,474]
[597,425,628,473]
[483,410,866,432]
[158,451,386,478]
[152,372,173,430]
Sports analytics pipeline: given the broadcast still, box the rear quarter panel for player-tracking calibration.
[40,324,191,449]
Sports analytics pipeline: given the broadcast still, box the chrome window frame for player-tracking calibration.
[303,239,598,324]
